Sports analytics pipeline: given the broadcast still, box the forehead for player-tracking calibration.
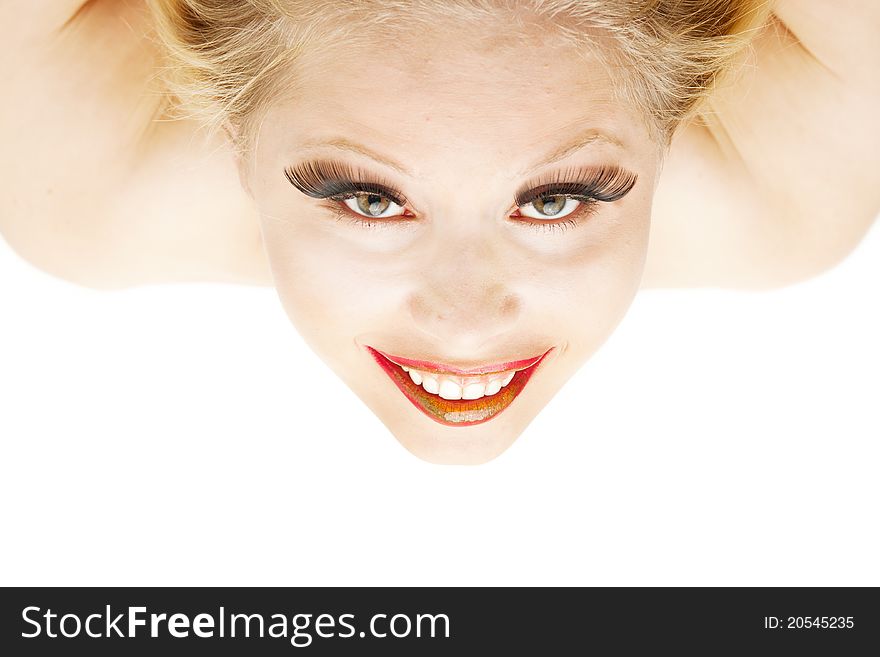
[258,14,650,179]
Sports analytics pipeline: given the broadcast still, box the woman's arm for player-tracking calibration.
[0,0,269,288]
[644,0,880,289]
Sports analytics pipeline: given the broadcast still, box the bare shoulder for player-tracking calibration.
[644,0,880,289]
[0,0,268,288]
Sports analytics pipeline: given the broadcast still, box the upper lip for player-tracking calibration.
[368,346,553,376]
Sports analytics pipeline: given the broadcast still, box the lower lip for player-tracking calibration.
[366,347,552,427]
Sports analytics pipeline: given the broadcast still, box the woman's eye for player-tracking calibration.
[342,193,407,219]
[517,195,582,220]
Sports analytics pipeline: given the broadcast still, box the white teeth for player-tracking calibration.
[462,382,487,400]
[396,363,520,400]
[438,379,463,400]
[422,375,440,395]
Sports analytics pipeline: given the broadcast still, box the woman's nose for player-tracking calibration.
[406,234,521,350]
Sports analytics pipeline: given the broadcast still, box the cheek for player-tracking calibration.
[259,215,406,343]
[520,205,650,352]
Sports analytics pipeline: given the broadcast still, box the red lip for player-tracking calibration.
[370,348,548,376]
[366,346,553,427]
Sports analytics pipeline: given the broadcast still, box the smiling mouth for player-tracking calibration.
[366,346,553,427]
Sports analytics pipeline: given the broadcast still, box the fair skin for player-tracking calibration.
[2,1,878,462]
[249,18,657,463]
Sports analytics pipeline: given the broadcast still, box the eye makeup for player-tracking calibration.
[513,165,637,208]
[282,159,638,230]
[284,160,408,206]
[509,164,637,233]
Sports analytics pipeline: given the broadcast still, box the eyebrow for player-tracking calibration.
[297,137,413,177]
[519,129,625,176]
[296,128,624,179]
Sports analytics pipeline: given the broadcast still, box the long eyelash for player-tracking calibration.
[514,165,637,207]
[284,160,408,205]
[284,160,634,233]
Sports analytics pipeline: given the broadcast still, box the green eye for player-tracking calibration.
[342,193,406,218]
[518,195,582,220]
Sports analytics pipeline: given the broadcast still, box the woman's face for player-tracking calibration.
[247,18,661,464]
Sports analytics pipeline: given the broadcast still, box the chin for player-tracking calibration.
[379,407,532,465]
[361,368,562,465]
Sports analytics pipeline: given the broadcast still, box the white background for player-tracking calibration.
[1,219,877,586]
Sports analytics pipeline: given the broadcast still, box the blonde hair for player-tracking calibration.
[147,0,771,154]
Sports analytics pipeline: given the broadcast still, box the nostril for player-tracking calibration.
[500,294,520,319]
